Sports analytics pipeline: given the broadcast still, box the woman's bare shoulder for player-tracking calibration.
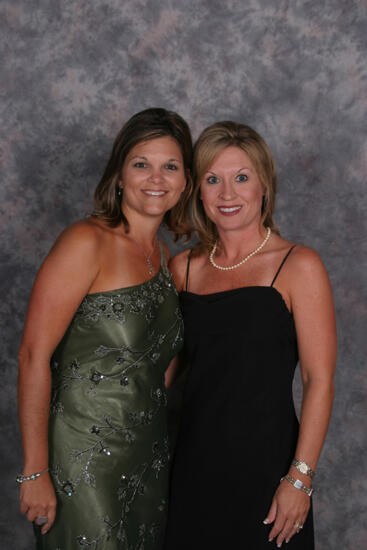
[271,233,324,269]
[60,217,105,239]
[50,218,105,253]
[282,244,330,294]
[287,244,325,271]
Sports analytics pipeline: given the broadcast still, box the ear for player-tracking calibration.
[181,177,187,194]
[116,180,123,197]
[181,170,189,193]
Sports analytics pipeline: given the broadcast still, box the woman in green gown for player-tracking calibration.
[17,108,193,549]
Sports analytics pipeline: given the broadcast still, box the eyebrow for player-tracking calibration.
[206,167,253,175]
[129,155,182,163]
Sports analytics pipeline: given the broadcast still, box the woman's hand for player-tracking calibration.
[264,479,310,547]
[19,473,57,535]
[18,222,101,535]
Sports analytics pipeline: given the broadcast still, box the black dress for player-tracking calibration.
[164,248,314,549]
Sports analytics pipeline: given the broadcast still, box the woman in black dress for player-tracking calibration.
[164,121,336,549]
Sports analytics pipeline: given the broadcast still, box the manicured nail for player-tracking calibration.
[268,538,273,542]
[263,518,269,524]
[277,544,282,548]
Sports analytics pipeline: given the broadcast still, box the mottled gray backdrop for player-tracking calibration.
[1,1,366,548]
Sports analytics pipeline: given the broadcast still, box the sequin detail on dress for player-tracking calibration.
[36,246,183,550]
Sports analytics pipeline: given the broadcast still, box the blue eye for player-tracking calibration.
[133,162,147,168]
[166,163,178,171]
[207,176,219,184]
[236,174,248,182]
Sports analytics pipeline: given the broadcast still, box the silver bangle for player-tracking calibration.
[16,468,49,484]
[292,458,315,479]
[280,474,314,497]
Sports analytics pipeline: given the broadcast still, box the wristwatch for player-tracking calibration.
[281,474,314,496]
[292,458,315,479]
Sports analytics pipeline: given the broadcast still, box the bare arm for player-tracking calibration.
[165,356,180,388]
[18,221,100,533]
[266,247,336,546]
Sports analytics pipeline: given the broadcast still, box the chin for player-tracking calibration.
[213,217,246,229]
[143,205,170,217]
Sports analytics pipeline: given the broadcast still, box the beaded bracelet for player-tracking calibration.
[16,468,49,484]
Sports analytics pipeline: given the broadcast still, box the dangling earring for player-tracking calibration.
[117,187,122,197]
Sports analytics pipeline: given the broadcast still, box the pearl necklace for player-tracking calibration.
[209,227,271,271]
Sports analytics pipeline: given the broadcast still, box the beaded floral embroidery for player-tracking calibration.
[46,263,183,549]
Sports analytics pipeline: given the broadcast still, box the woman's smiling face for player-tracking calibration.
[200,146,265,233]
[120,136,187,221]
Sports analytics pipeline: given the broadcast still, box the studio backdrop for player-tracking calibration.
[1,1,366,548]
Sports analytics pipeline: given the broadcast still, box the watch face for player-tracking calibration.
[299,463,308,474]
[294,479,303,489]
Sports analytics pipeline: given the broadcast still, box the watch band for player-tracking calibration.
[281,474,313,496]
[292,458,315,479]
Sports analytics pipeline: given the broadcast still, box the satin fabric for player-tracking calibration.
[36,246,183,550]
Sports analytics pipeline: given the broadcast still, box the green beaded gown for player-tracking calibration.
[35,243,183,550]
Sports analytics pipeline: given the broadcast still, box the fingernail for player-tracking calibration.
[277,544,282,548]
[268,538,273,542]
[263,518,269,524]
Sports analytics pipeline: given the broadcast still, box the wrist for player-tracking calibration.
[17,467,49,484]
[292,457,315,479]
[22,466,49,476]
[23,457,49,474]
[289,465,312,487]
[280,474,314,497]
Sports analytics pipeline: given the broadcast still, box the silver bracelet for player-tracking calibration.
[292,458,315,479]
[280,474,314,497]
[16,468,49,484]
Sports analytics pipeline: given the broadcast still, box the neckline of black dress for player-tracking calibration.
[180,285,293,317]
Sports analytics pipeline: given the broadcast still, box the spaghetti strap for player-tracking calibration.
[270,245,296,287]
[158,241,170,277]
[185,249,193,292]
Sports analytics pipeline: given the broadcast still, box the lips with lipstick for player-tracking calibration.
[217,205,242,215]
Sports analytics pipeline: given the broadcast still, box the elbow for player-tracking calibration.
[303,375,335,402]
[18,343,52,397]
[18,344,31,370]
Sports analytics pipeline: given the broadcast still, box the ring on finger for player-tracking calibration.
[35,517,48,526]
[294,522,303,529]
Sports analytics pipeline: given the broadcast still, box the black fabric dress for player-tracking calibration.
[164,248,314,549]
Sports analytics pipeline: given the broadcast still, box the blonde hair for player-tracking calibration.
[92,108,193,239]
[190,121,278,252]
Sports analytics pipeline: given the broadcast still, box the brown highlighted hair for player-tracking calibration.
[92,108,193,238]
[191,121,278,252]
